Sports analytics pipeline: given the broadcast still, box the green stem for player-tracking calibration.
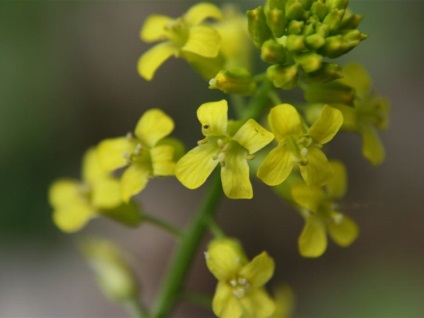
[207,217,226,239]
[151,172,223,317]
[143,213,182,238]
[125,298,148,318]
[181,291,213,309]
[241,80,274,123]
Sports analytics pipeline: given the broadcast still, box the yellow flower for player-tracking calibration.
[80,237,139,302]
[49,148,131,233]
[138,2,223,80]
[205,239,275,318]
[257,103,343,187]
[335,63,389,165]
[291,161,359,258]
[97,109,182,202]
[175,100,274,199]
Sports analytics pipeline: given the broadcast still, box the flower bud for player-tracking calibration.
[304,82,355,105]
[340,10,363,29]
[325,0,349,10]
[323,9,344,32]
[311,1,328,21]
[302,62,343,84]
[295,52,323,73]
[287,20,304,35]
[261,39,287,64]
[305,33,326,50]
[209,68,256,95]
[285,0,305,20]
[247,6,273,49]
[286,34,306,52]
[267,64,298,90]
[264,0,287,37]
[81,238,139,302]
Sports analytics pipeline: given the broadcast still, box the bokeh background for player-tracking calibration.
[1,0,423,317]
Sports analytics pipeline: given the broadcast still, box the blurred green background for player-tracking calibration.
[1,1,423,317]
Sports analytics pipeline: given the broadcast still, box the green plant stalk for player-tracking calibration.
[151,172,223,317]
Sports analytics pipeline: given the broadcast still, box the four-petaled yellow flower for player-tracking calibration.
[335,63,389,165]
[138,2,223,80]
[257,103,343,187]
[49,148,126,233]
[205,238,275,318]
[97,109,182,202]
[175,100,274,199]
[291,161,359,258]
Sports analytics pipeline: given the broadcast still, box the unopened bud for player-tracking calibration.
[265,0,287,37]
[305,33,326,50]
[286,34,306,52]
[325,0,349,10]
[302,62,343,84]
[247,6,273,49]
[304,82,355,105]
[287,20,304,35]
[81,238,139,302]
[209,68,256,95]
[261,39,287,64]
[311,1,328,21]
[340,10,363,29]
[285,0,305,20]
[267,64,298,90]
[295,52,323,73]
[323,9,345,32]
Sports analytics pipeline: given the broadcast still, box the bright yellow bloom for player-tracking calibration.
[138,2,222,80]
[97,109,182,202]
[335,63,389,165]
[257,103,343,187]
[49,148,136,233]
[205,239,275,318]
[175,100,274,199]
[80,237,138,302]
[291,161,359,258]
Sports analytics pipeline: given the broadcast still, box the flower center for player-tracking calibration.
[122,133,147,165]
[229,276,251,299]
[164,18,189,48]
[212,138,232,167]
[286,135,314,166]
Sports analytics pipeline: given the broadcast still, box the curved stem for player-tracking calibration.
[143,213,182,238]
[124,298,148,318]
[151,172,223,317]
[241,80,274,123]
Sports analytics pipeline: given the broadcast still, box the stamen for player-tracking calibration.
[229,279,237,287]
[203,251,209,260]
[126,132,133,140]
[300,147,308,157]
[232,287,245,298]
[333,214,344,224]
[217,139,224,148]
[134,143,143,155]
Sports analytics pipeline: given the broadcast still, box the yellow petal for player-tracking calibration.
[150,145,176,176]
[240,288,276,318]
[120,163,150,203]
[308,105,343,144]
[91,177,121,209]
[49,179,82,207]
[239,252,274,288]
[257,145,295,186]
[140,15,172,42]
[291,183,325,213]
[328,214,359,247]
[82,147,106,184]
[212,282,242,318]
[184,2,222,26]
[326,160,347,198]
[97,137,135,171]
[361,125,385,166]
[134,109,174,148]
[197,100,228,136]
[299,147,333,186]
[137,42,176,80]
[175,142,219,189]
[298,216,327,258]
[221,147,252,199]
[181,25,221,58]
[206,239,245,281]
[268,104,302,141]
[53,203,94,233]
[232,119,274,154]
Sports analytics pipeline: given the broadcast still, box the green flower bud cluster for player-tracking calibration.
[247,0,367,89]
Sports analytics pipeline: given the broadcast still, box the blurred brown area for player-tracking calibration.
[1,1,423,317]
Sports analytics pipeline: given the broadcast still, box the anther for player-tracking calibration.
[300,147,308,157]
[134,143,143,155]
[126,132,133,140]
